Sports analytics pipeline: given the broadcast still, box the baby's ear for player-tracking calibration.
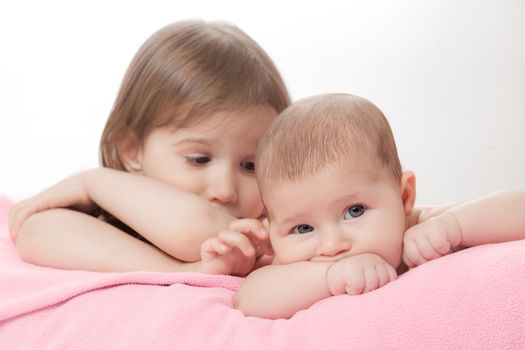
[118,133,144,173]
[400,171,416,217]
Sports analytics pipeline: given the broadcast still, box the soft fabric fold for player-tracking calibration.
[1,198,524,349]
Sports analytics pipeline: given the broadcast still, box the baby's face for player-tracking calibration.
[265,163,407,268]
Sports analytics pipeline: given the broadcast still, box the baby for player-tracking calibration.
[228,93,525,319]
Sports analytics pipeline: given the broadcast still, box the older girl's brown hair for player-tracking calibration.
[100,20,290,170]
[256,93,402,199]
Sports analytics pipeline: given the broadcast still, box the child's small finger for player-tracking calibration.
[10,214,24,240]
[385,263,397,281]
[228,219,266,240]
[375,264,389,287]
[259,239,273,256]
[414,235,439,261]
[203,238,228,255]
[253,227,269,240]
[345,268,365,295]
[427,233,451,255]
[7,205,22,236]
[214,241,230,254]
[13,205,34,235]
[228,218,261,232]
[217,230,255,256]
[226,219,272,254]
[402,240,423,267]
[253,244,271,258]
[202,238,215,250]
[362,267,380,293]
[200,240,215,256]
[245,234,272,258]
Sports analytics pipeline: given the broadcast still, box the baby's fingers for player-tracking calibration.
[402,238,426,267]
[414,234,441,261]
[344,269,365,296]
[385,263,397,282]
[362,266,380,293]
[375,263,397,289]
[426,232,452,256]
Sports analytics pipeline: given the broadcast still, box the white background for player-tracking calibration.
[1,0,524,205]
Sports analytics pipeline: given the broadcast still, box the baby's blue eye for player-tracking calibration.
[240,159,255,172]
[292,224,314,234]
[344,205,365,219]
[186,154,211,165]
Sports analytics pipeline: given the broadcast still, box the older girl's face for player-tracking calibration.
[132,105,276,219]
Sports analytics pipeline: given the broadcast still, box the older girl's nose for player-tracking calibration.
[206,168,238,205]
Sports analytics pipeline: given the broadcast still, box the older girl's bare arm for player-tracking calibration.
[81,168,236,261]
[16,208,202,272]
[9,168,236,262]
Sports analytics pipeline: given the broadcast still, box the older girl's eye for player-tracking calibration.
[240,159,255,173]
[344,205,366,219]
[186,154,212,165]
[292,224,314,234]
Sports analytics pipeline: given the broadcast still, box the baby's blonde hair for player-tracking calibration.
[100,20,290,170]
[256,93,402,200]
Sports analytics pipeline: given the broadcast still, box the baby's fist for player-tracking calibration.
[326,254,397,296]
[403,213,462,267]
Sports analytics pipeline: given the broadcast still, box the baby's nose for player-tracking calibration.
[316,228,352,257]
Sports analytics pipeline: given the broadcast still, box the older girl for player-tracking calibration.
[9,20,289,275]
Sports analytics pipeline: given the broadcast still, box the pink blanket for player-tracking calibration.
[1,197,524,349]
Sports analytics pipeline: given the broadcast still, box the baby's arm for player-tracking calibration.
[10,167,236,262]
[16,208,200,272]
[235,254,396,319]
[447,190,525,245]
[403,190,525,267]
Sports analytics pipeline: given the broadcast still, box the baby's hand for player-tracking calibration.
[326,254,397,296]
[402,212,462,268]
[8,171,95,241]
[200,219,272,277]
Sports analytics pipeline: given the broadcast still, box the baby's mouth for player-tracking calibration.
[310,251,354,263]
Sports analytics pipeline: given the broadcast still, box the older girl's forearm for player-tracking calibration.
[16,208,203,272]
[84,168,235,261]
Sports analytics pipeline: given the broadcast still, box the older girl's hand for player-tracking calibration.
[8,170,96,241]
[200,219,272,276]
